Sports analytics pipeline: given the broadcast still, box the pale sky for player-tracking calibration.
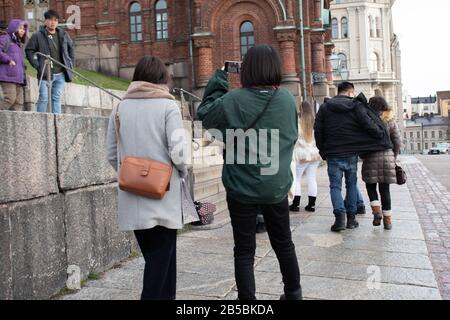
[392,0,450,97]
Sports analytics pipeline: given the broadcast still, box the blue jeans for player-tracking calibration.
[345,186,365,212]
[37,73,65,113]
[327,156,359,216]
[356,186,365,210]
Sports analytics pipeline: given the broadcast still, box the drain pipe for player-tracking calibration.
[187,1,196,90]
[298,0,308,100]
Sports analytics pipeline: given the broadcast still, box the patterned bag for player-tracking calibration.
[191,201,216,226]
[181,179,200,225]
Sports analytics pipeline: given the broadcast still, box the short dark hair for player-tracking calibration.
[240,45,282,88]
[369,96,390,112]
[337,82,354,95]
[44,10,60,20]
[132,56,169,84]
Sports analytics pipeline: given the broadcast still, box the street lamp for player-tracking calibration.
[340,68,350,81]
[330,52,350,81]
[330,53,340,71]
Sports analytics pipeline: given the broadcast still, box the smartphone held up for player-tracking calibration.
[224,61,242,74]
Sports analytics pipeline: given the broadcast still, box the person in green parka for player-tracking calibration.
[197,45,302,300]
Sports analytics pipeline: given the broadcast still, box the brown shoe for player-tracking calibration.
[383,211,392,230]
[371,201,382,226]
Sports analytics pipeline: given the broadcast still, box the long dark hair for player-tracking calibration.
[240,44,282,88]
[369,96,390,112]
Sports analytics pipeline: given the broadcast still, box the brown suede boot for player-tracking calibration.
[371,201,382,226]
[383,211,392,230]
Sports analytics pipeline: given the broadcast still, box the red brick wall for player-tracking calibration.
[0,0,24,25]
[0,0,332,94]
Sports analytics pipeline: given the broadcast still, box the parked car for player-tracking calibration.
[428,143,450,155]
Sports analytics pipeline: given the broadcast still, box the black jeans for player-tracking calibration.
[134,226,177,300]
[366,183,391,211]
[227,195,302,300]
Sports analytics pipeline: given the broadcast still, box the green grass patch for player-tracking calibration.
[25,61,130,91]
[130,251,141,259]
[87,272,102,281]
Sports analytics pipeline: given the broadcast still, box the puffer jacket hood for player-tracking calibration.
[327,95,356,114]
[7,19,28,40]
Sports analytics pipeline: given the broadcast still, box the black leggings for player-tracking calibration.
[366,183,391,211]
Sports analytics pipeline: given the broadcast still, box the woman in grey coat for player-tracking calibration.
[106,56,188,300]
[361,96,402,230]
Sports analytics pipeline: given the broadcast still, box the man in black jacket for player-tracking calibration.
[25,10,74,113]
[314,82,392,232]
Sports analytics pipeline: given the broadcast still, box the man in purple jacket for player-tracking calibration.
[0,19,28,111]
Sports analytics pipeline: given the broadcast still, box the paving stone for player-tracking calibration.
[266,245,433,270]
[300,275,441,300]
[257,257,437,288]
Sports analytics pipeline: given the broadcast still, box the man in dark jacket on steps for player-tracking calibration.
[314,82,392,232]
[25,10,74,114]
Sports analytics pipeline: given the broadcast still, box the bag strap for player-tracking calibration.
[245,89,279,131]
[114,104,122,166]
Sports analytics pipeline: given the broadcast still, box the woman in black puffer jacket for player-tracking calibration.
[361,96,402,230]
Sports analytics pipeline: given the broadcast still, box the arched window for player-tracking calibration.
[156,0,168,40]
[370,52,380,71]
[375,17,381,37]
[341,17,348,38]
[338,53,347,70]
[240,21,255,59]
[331,18,339,39]
[369,15,374,37]
[130,2,142,42]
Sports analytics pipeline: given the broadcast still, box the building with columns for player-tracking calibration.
[330,0,403,125]
[1,0,334,104]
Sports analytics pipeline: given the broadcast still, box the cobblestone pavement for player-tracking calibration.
[61,156,444,300]
[404,156,450,299]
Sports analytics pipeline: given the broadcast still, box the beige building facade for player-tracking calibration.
[330,0,403,126]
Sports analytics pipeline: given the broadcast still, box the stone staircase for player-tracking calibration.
[190,137,230,230]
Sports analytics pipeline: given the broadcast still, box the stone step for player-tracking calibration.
[193,145,222,160]
[193,154,224,169]
[193,138,208,148]
[193,165,223,184]
[193,179,224,200]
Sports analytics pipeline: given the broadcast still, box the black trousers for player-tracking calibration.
[227,195,302,300]
[134,226,177,300]
[366,183,391,211]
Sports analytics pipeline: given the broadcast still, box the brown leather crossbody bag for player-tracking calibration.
[114,104,173,200]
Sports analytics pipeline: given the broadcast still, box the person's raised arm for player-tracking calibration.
[196,70,229,131]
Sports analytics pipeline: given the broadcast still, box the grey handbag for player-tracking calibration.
[181,178,200,225]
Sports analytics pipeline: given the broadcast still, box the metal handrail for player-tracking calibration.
[35,52,123,101]
[172,88,202,102]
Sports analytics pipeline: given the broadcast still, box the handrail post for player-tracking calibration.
[46,58,52,113]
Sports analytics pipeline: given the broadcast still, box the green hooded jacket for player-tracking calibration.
[197,70,298,204]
